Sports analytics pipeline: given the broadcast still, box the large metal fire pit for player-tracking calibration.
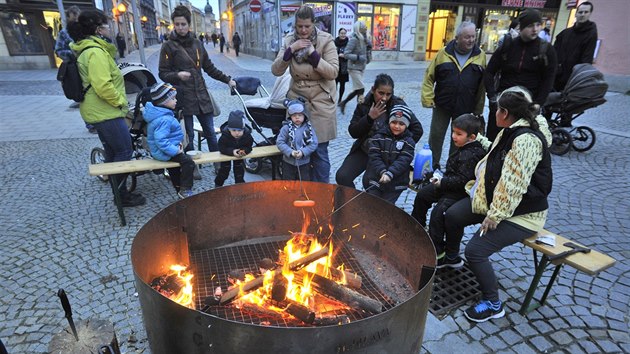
[131,181,436,354]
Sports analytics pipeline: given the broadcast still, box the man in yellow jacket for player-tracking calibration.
[421,21,486,170]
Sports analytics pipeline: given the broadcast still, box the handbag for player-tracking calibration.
[172,40,222,117]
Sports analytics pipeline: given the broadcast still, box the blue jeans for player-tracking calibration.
[311,142,330,183]
[184,113,218,152]
[93,118,133,193]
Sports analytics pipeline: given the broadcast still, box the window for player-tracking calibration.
[0,11,47,55]
[358,4,400,51]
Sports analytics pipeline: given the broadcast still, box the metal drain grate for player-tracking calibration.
[429,262,480,319]
[189,239,398,327]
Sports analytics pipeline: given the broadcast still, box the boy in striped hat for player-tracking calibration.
[143,82,196,199]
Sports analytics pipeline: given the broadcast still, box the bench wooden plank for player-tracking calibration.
[523,229,616,275]
[89,145,281,176]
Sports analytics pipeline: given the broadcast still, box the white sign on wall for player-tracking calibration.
[399,5,416,52]
[335,2,356,35]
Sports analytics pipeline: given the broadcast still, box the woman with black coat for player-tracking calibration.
[334,28,349,104]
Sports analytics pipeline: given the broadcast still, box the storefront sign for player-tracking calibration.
[358,4,373,14]
[567,0,578,7]
[501,0,523,7]
[335,2,356,34]
[399,5,416,52]
[524,0,546,8]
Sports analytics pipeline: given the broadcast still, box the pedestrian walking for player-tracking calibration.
[232,32,241,56]
[338,20,371,115]
[219,33,225,53]
[334,28,349,104]
[116,33,126,59]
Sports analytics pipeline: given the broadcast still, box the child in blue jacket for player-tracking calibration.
[276,99,318,181]
[143,82,196,199]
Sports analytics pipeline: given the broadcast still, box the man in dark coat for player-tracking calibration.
[483,9,557,141]
[219,33,226,53]
[116,33,126,58]
[553,1,598,92]
[232,32,242,56]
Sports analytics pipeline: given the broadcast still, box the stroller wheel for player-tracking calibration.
[90,147,109,182]
[572,126,596,152]
[550,129,572,156]
[245,158,263,174]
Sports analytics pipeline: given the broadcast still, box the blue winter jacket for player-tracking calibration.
[143,102,184,161]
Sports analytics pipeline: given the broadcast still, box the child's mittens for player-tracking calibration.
[379,173,391,184]
[234,149,246,157]
[292,150,303,159]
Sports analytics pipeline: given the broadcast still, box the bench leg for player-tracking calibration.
[519,251,562,315]
[109,175,127,226]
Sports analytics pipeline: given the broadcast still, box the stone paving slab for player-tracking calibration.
[0,44,628,354]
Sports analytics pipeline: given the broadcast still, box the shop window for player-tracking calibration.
[358,3,400,51]
[0,11,47,55]
[480,9,518,54]
[426,9,456,60]
[280,1,333,34]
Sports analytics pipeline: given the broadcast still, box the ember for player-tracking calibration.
[150,264,194,308]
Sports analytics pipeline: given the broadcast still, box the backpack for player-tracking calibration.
[56,46,101,102]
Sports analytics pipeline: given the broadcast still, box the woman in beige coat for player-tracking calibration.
[271,5,338,183]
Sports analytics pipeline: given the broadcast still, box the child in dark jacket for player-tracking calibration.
[276,99,318,181]
[363,105,416,204]
[143,82,196,199]
[215,110,254,187]
[411,113,487,268]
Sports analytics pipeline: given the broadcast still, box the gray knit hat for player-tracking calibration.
[227,110,245,131]
[389,104,412,126]
[150,82,177,107]
[286,99,309,120]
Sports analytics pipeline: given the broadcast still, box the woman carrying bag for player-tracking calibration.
[159,6,236,178]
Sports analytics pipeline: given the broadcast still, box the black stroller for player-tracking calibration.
[90,63,157,191]
[231,75,290,177]
[544,63,608,155]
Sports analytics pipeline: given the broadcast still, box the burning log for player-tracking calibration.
[313,314,350,326]
[306,272,383,314]
[220,247,330,305]
[150,273,185,296]
[270,272,288,302]
[280,299,316,324]
[315,263,362,289]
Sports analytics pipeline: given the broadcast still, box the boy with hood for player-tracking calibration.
[215,110,254,187]
[143,82,196,199]
[276,99,318,181]
[363,104,416,204]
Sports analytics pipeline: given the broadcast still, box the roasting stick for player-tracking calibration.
[219,247,330,304]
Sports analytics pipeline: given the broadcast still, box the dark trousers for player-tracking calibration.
[282,161,311,181]
[118,48,125,58]
[336,79,347,102]
[443,198,485,255]
[411,183,439,227]
[411,184,459,255]
[93,118,132,195]
[184,113,218,152]
[220,44,224,53]
[167,153,195,191]
[486,103,500,142]
[215,160,245,186]
[365,185,403,205]
[335,149,368,188]
[465,220,534,302]
[428,106,456,169]
[234,45,240,56]
[311,142,330,183]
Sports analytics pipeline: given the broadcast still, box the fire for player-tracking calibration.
[150,264,194,308]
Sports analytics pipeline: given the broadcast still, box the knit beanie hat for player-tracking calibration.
[286,99,309,120]
[227,110,245,131]
[518,9,542,29]
[150,82,177,107]
[389,105,412,126]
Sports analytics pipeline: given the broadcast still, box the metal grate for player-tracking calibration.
[189,239,398,327]
[429,262,480,320]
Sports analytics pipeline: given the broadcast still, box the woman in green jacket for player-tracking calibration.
[68,9,145,207]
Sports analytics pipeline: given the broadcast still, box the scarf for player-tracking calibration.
[287,121,314,149]
[290,27,318,64]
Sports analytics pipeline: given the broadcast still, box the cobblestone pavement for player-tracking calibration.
[0,45,628,353]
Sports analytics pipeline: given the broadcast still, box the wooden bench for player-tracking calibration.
[519,229,616,315]
[89,145,281,226]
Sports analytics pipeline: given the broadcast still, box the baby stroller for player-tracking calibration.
[90,63,157,191]
[231,72,290,177]
[544,64,608,156]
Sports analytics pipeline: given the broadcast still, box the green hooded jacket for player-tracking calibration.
[70,36,128,124]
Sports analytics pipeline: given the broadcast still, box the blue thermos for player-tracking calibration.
[413,144,433,181]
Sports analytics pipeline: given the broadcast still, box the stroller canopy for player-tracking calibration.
[118,62,158,111]
[545,63,608,115]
